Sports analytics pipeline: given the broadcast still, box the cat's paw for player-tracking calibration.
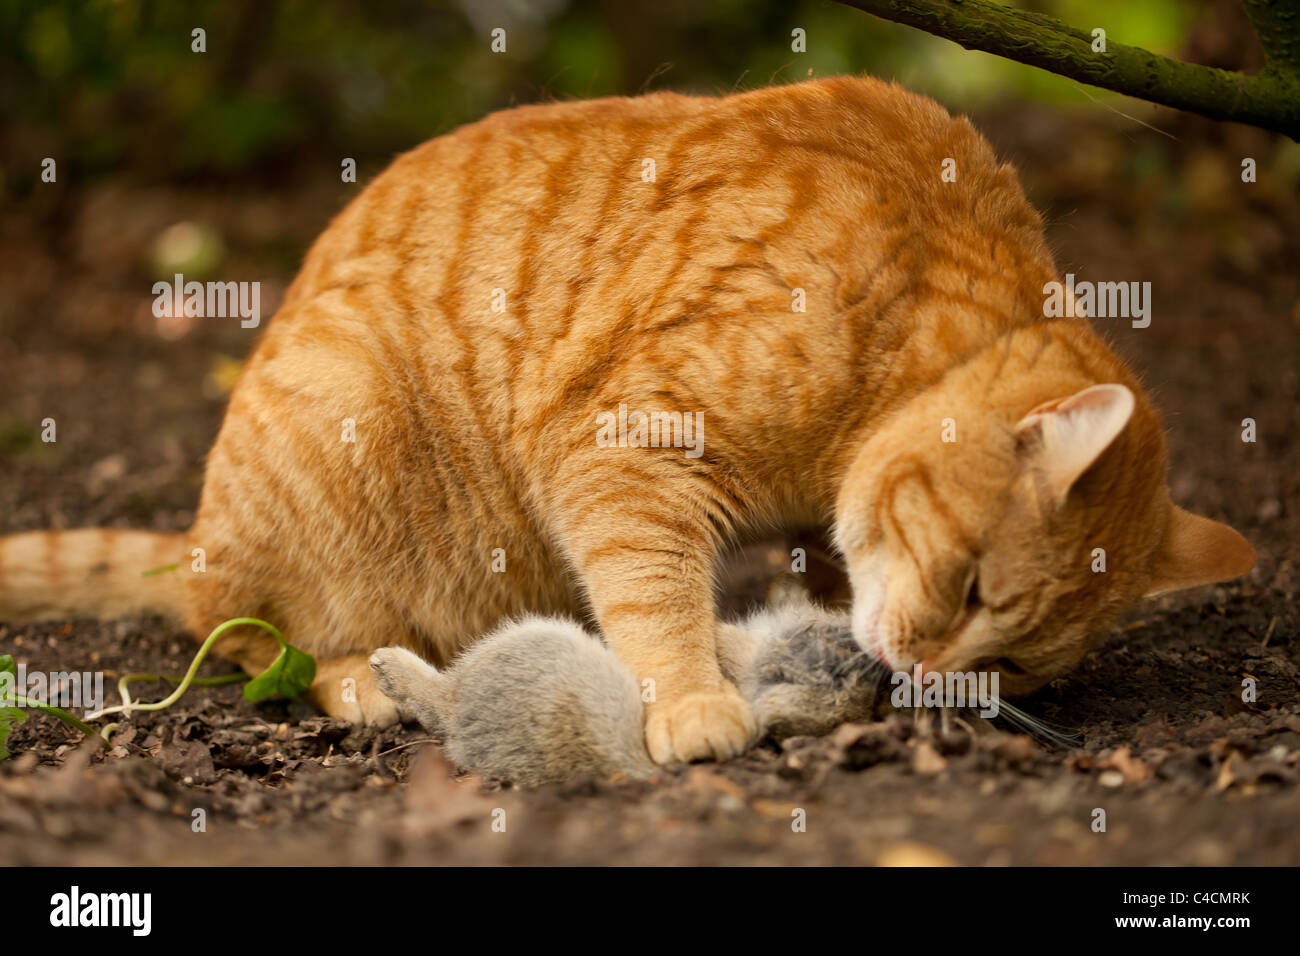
[644,686,758,764]
[308,651,416,727]
[310,674,402,727]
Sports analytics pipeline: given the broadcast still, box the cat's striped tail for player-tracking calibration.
[0,529,189,624]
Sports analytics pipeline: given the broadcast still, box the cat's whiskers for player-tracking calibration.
[902,695,1077,751]
[991,697,1080,749]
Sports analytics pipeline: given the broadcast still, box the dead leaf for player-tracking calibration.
[1107,747,1152,784]
[1070,746,1150,784]
[990,734,1038,765]
[752,799,797,820]
[831,722,905,769]
[912,740,946,775]
[403,745,494,835]
[877,841,957,867]
[1217,750,1245,792]
[685,767,746,800]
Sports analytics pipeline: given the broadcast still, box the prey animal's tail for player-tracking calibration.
[0,529,190,624]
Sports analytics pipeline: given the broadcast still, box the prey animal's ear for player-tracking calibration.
[1015,383,1135,505]
[1145,505,1255,597]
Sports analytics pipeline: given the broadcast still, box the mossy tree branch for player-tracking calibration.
[1244,0,1300,75]
[832,0,1300,140]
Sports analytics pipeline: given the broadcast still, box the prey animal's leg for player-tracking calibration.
[369,647,448,732]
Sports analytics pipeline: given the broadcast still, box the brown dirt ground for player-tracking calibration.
[1,105,1298,865]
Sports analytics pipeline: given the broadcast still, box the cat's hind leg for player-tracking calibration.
[310,654,406,727]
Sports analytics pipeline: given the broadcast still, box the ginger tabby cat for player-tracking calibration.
[0,76,1254,765]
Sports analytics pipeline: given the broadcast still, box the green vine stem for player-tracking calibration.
[2,616,310,757]
[114,671,246,714]
[9,695,105,744]
[99,671,249,739]
[86,616,287,726]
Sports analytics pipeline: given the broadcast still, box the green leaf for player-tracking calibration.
[0,705,27,761]
[1,658,24,760]
[0,654,103,758]
[242,642,316,702]
[0,654,19,758]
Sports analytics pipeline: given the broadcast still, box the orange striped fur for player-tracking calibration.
[1,77,1253,763]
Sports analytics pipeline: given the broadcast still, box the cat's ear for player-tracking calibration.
[1144,505,1255,597]
[1015,383,1135,505]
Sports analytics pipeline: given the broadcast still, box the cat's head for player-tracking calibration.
[833,331,1254,697]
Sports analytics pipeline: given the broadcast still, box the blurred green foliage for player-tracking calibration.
[1,0,1197,188]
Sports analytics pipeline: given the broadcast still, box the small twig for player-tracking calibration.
[1262,616,1278,647]
[374,738,438,759]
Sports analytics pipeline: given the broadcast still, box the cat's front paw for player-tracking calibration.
[644,686,758,764]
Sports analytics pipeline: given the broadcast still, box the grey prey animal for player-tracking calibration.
[369,596,885,786]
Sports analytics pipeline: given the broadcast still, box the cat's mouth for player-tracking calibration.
[984,657,1029,676]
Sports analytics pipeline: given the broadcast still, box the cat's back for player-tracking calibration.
[236,74,1053,499]
[283,75,1038,316]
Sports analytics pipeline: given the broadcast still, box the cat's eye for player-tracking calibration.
[994,657,1027,675]
[964,572,981,609]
